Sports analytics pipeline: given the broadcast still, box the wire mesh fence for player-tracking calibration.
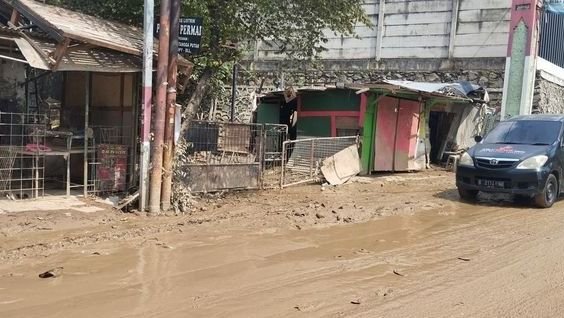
[87,126,135,196]
[261,124,288,189]
[281,136,359,188]
[0,112,47,200]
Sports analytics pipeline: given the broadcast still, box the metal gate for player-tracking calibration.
[261,124,288,189]
[281,136,359,188]
[0,112,46,200]
[177,121,288,192]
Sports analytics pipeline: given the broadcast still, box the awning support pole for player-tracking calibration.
[83,72,90,198]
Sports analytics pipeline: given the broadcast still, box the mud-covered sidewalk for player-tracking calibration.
[2,170,564,317]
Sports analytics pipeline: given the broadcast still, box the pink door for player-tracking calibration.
[373,97,399,171]
[394,100,421,171]
[373,97,421,172]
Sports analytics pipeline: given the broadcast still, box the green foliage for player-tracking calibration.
[47,0,371,64]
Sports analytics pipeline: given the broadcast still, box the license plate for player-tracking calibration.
[477,179,505,188]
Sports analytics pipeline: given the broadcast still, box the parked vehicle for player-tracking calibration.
[456,115,564,208]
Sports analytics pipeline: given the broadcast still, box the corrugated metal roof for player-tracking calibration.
[350,80,487,102]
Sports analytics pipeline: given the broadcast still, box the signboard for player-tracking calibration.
[546,0,564,14]
[155,16,203,55]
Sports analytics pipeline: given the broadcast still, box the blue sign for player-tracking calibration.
[546,0,564,14]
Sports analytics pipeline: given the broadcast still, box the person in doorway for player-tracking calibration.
[281,87,298,162]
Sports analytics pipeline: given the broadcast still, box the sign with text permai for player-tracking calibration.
[155,16,203,55]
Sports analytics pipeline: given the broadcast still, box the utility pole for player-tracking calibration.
[149,0,171,214]
[161,0,180,211]
[140,0,154,212]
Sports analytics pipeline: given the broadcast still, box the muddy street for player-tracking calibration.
[2,172,564,317]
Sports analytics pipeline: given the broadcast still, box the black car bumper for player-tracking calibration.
[456,166,549,195]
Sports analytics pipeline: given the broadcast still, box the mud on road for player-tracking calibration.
[2,170,564,317]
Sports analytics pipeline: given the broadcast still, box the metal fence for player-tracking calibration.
[540,11,564,69]
[0,112,47,200]
[261,124,288,188]
[87,126,136,196]
[281,136,359,188]
[178,120,287,192]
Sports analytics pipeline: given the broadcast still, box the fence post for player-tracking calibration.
[258,124,265,189]
[309,139,315,178]
[281,141,286,188]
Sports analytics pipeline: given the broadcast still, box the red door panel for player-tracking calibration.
[374,97,398,171]
[394,100,421,171]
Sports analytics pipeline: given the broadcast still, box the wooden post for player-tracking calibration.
[161,0,180,211]
[149,0,171,214]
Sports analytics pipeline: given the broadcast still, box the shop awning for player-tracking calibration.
[0,28,144,72]
[0,0,192,71]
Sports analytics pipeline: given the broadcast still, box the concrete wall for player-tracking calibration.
[0,60,26,112]
[253,0,511,63]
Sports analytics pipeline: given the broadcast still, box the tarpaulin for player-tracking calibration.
[546,0,564,14]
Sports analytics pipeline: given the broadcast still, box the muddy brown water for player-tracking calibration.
[2,185,564,317]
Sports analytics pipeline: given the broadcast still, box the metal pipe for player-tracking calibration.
[139,0,154,212]
[149,0,171,214]
[83,72,90,198]
[230,64,238,122]
[161,0,180,211]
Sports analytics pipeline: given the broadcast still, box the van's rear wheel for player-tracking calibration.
[534,174,558,208]
[458,188,478,201]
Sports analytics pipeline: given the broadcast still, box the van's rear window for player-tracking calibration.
[484,121,562,145]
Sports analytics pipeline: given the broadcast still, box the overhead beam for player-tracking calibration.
[7,0,65,41]
[8,22,56,65]
[50,37,71,69]
[9,8,20,25]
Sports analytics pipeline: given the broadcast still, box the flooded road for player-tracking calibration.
[2,173,564,317]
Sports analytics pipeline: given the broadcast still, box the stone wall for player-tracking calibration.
[533,72,564,114]
[240,69,505,110]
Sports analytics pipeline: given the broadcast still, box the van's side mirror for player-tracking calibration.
[474,136,483,143]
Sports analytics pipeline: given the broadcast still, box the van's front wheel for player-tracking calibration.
[458,188,478,201]
[534,174,558,208]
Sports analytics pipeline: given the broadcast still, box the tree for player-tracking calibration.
[47,0,371,130]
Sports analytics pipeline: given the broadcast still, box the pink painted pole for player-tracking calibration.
[139,0,154,212]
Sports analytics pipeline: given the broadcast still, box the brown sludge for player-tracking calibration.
[1,171,564,317]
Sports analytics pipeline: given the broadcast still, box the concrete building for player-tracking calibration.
[245,0,512,110]
[244,0,564,119]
